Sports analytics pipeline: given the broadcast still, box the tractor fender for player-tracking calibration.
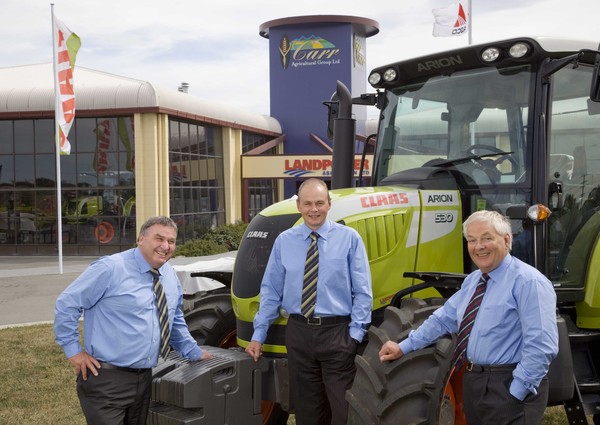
[547,314,574,402]
[173,253,236,295]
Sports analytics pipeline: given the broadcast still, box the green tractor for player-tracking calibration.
[62,194,135,244]
[149,37,600,424]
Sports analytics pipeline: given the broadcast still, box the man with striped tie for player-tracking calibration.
[378,210,558,425]
[54,216,212,425]
[246,178,372,425]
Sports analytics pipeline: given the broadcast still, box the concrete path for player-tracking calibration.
[0,254,233,328]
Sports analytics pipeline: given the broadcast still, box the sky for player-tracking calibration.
[2,0,600,116]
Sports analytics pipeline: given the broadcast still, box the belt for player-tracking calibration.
[289,314,350,326]
[98,361,151,374]
[466,362,517,373]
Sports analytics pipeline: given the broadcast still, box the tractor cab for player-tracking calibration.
[365,38,600,302]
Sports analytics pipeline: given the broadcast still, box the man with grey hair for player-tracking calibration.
[55,215,212,425]
[379,210,558,425]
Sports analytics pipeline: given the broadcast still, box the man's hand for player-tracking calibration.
[200,350,213,360]
[68,351,101,381]
[245,340,263,362]
[379,341,404,362]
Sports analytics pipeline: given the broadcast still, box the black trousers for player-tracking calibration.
[463,368,549,425]
[285,317,357,425]
[76,366,152,425]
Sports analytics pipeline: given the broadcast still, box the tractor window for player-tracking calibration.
[372,65,536,269]
[547,64,600,290]
[373,65,531,190]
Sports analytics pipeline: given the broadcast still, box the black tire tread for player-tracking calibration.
[183,288,235,347]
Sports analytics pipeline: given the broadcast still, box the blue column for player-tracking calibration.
[260,15,379,196]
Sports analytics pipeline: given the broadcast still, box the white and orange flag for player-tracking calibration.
[432,2,468,37]
[53,16,81,155]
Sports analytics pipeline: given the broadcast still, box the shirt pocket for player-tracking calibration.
[478,303,516,337]
[321,258,348,287]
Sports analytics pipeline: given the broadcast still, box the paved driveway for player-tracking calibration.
[0,254,233,328]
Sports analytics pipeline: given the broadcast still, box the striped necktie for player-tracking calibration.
[452,273,489,367]
[150,268,171,359]
[301,232,319,317]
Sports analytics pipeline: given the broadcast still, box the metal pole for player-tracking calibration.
[51,3,64,274]
[468,0,473,45]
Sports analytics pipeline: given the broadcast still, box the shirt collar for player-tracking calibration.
[134,247,160,275]
[301,219,331,240]
[487,254,513,282]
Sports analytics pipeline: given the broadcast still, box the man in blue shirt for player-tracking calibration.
[54,216,212,425]
[379,210,558,425]
[246,178,372,425]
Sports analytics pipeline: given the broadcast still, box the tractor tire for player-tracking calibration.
[95,219,116,244]
[182,288,289,425]
[183,288,237,347]
[347,298,458,425]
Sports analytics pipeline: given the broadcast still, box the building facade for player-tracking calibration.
[0,64,281,255]
[0,15,379,255]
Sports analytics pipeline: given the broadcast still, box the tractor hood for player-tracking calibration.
[259,186,424,225]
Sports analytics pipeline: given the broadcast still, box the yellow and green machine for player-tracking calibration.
[150,37,600,425]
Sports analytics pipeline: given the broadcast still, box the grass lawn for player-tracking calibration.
[0,323,85,425]
[0,323,588,425]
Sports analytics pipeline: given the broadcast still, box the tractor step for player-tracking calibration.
[568,328,600,344]
[577,377,600,394]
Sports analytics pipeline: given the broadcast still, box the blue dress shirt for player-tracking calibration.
[399,254,558,400]
[54,248,203,368]
[252,220,373,343]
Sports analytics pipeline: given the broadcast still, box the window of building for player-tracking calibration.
[169,119,225,242]
[242,132,280,221]
[0,117,136,255]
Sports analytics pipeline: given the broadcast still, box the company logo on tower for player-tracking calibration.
[279,34,341,69]
[353,33,365,67]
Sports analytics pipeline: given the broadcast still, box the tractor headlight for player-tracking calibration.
[383,68,397,82]
[368,72,381,86]
[508,42,530,59]
[481,47,501,63]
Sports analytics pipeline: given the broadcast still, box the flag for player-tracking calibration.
[53,16,81,155]
[93,119,111,174]
[432,2,468,37]
[118,117,135,171]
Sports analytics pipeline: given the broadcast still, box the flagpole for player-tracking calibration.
[468,0,472,45]
[467,0,475,145]
[51,3,64,274]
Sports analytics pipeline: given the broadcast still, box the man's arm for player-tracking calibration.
[54,261,110,376]
[54,262,108,359]
[348,233,372,342]
[169,292,213,361]
[249,238,286,343]
[510,276,558,400]
[378,292,463,363]
[245,237,287,362]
